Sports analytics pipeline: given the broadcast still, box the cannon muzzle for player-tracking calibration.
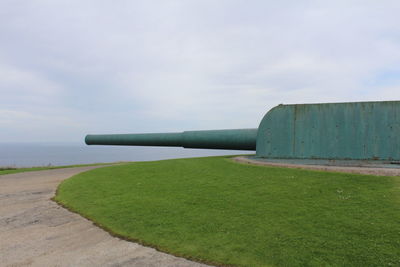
[85,129,257,150]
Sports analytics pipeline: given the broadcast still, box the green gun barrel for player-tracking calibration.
[85,128,257,150]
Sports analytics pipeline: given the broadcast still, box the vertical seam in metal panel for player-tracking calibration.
[293,105,297,157]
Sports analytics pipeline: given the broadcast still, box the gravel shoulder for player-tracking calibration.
[0,166,210,267]
[234,156,400,176]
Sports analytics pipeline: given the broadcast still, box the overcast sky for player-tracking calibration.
[1,1,400,143]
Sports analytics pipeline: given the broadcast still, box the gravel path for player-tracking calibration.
[234,156,400,176]
[0,166,211,267]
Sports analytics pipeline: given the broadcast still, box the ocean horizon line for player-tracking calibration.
[0,142,251,168]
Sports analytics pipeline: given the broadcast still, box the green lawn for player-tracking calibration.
[0,162,115,175]
[55,156,400,267]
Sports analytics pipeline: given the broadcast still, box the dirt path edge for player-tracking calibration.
[0,166,211,267]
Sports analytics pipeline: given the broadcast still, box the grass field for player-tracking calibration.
[55,156,400,267]
[0,162,116,175]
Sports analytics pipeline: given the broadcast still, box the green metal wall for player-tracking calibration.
[256,101,400,160]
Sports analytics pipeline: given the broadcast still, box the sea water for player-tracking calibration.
[0,143,251,167]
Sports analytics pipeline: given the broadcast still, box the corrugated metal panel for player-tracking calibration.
[256,101,400,160]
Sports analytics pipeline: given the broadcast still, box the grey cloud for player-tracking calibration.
[0,1,400,141]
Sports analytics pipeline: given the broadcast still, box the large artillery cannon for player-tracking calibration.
[86,100,400,161]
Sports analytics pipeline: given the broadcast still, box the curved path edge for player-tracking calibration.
[233,156,400,176]
[0,166,211,267]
